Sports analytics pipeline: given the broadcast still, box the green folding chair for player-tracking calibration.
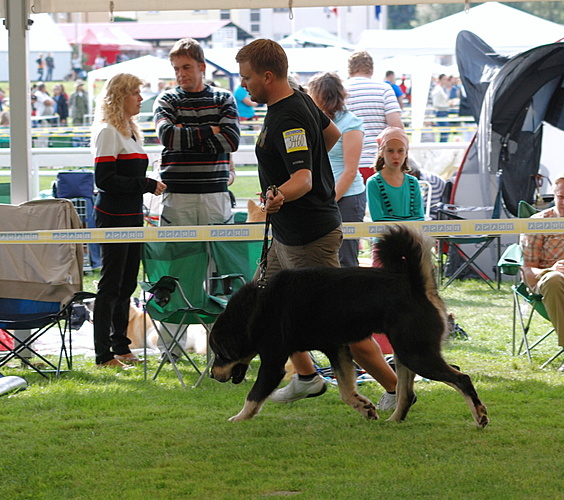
[141,238,262,387]
[498,201,563,366]
[141,241,224,387]
[209,238,262,295]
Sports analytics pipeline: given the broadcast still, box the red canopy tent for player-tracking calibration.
[79,28,120,66]
[60,25,152,67]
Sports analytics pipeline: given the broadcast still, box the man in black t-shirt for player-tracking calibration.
[235,39,343,402]
[236,40,399,409]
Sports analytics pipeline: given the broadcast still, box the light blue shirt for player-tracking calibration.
[328,110,365,197]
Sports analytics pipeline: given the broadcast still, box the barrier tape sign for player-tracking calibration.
[1,218,563,244]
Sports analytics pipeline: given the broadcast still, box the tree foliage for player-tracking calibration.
[387,4,418,29]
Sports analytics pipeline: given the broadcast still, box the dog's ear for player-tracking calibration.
[247,199,266,223]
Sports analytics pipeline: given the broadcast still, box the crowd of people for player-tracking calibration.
[87,38,463,407]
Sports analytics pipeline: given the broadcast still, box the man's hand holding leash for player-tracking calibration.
[263,186,285,214]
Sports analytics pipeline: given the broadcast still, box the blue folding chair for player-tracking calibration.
[0,199,95,377]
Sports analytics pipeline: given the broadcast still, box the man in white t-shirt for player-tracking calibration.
[344,51,403,183]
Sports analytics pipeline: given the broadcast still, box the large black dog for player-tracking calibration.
[210,225,489,428]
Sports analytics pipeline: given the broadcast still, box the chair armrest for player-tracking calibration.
[497,243,523,276]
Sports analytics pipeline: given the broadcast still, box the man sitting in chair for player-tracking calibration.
[520,173,564,368]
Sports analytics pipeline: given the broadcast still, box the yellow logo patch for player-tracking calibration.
[283,128,308,153]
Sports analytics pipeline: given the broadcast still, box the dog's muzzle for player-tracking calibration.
[211,361,248,384]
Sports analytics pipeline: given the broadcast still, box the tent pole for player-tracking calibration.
[5,0,33,203]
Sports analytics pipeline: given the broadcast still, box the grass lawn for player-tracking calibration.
[1,279,563,499]
[0,166,262,202]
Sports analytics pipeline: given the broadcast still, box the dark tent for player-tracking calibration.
[453,31,564,217]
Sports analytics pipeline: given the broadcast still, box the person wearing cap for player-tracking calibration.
[69,80,89,126]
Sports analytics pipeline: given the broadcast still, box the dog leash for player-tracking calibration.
[257,185,278,289]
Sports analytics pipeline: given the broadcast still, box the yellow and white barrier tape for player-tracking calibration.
[1,218,563,244]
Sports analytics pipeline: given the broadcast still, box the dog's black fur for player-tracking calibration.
[210,225,489,427]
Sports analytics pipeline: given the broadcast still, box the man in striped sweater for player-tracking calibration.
[154,38,240,227]
[153,38,240,360]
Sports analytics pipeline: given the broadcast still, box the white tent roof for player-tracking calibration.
[279,27,355,50]
[412,2,564,55]
[204,47,351,78]
[0,13,71,52]
[357,3,564,58]
[87,54,176,114]
[88,54,175,82]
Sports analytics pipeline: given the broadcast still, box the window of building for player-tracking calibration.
[220,10,230,20]
[250,10,260,22]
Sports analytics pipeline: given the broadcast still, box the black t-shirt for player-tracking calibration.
[255,91,341,245]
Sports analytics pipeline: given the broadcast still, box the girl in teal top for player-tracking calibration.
[366,126,424,222]
[366,127,424,267]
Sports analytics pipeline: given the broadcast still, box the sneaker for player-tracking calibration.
[377,392,418,410]
[270,373,327,403]
[376,392,397,411]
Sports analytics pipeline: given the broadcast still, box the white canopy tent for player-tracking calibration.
[204,46,351,83]
[356,2,564,144]
[0,12,71,81]
[357,3,564,59]
[278,27,355,50]
[1,0,562,203]
[87,54,176,116]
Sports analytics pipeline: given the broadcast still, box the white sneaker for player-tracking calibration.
[270,373,327,403]
[376,392,397,411]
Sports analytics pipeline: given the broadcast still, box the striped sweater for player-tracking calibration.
[153,85,240,194]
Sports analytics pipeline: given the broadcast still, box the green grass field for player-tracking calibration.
[1,280,563,499]
[0,166,261,202]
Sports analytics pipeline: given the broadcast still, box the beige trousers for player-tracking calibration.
[536,270,564,347]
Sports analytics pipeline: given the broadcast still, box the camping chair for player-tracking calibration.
[0,199,95,377]
[141,235,262,387]
[435,207,501,290]
[142,241,222,387]
[498,201,564,367]
[209,238,262,294]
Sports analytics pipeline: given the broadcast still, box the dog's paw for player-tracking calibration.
[228,400,261,422]
[348,395,378,420]
[364,405,379,420]
[475,406,489,428]
[386,413,403,423]
[228,414,248,422]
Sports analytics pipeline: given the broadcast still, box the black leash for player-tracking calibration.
[257,185,278,289]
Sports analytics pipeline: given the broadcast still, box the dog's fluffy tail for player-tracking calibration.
[376,225,439,306]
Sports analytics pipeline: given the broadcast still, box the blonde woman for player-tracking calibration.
[92,73,166,368]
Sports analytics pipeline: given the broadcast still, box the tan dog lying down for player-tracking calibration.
[128,300,208,354]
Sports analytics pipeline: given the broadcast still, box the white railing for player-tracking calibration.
[0,142,470,198]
